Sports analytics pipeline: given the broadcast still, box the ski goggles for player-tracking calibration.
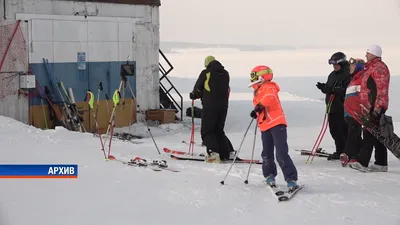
[349,58,365,64]
[250,68,273,82]
[328,57,346,65]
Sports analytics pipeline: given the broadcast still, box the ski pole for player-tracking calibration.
[306,94,334,163]
[87,91,106,159]
[188,99,195,155]
[244,121,258,184]
[40,98,48,129]
[306,113,328,163]
[309,95,335,163]
[106,88,122,159]
[307,81,339,163]
[220,118,254,185]
[96,82,102,119]
[126,82,161,154]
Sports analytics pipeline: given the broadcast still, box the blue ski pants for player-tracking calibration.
[261,124,298,181]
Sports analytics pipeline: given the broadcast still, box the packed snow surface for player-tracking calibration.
[1,91,400,225]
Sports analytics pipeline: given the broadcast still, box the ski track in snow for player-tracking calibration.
[1,97,400,225]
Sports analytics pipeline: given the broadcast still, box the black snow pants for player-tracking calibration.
[328,112,348,155]
[343,117,362,159]
[358,130,388,167]
[201,106,230,160]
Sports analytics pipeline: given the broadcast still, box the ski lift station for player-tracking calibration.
[0,0,181,133]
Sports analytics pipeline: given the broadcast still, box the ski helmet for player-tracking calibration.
[328,52,347,66]
[250,65,273,83]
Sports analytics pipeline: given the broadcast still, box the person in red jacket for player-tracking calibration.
[248,65,298,190]
[347,45,390,172]
[340,58,365,166]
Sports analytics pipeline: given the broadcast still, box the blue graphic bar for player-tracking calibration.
[0,164,78,178]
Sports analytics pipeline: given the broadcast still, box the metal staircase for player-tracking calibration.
[159,49,183,121]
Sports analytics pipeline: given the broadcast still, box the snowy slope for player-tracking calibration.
[1,93,400,225]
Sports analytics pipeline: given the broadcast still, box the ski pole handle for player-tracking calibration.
[99,82,103,91]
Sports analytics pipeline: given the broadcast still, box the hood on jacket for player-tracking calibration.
[252,81,280,92]
[207,60,225,73]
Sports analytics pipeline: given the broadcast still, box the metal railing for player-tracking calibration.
[158,49,183,121]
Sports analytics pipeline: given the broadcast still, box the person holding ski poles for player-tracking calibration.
[316,52,351,160]
[248,65,299,190]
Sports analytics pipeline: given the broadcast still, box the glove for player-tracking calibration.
[316,82,325,90]
[250,110,257,119]
[254,104,265,113]
[371,108,385,119]
[189,92,196,100]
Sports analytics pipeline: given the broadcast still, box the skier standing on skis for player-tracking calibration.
[189,55,231,163]
[248,65,298,190]
[346,45,390,172]
[340,58,366,166]
[316,52,351,160]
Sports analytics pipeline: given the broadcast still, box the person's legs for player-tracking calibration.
[343,117,363,159]
[356,130,375,167]
[214,106,230,160]
[261,130,277,183]
[373,139,388,166]
[200,107,220,162]
[270,125,298,186]
[327,113,347,160]
[368,137,388,172]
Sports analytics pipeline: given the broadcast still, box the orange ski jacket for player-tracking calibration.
[252,81,287,132]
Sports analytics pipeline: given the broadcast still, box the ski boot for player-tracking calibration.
[151,159,168,168]
[367,164,388,172]
[340,153,349,167]
[130,157,148,167]
[266,175,276,187]
[327,152,340,161]
[287,180,299,193]
[349,161,368,172]
[205,149,221,163]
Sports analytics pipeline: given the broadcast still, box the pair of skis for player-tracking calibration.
[296,148,329,158]
[42,58,85,132]
[163,147,263,164]
[110,156,180,172]
[267,182,304,202]
[306,94,335,163]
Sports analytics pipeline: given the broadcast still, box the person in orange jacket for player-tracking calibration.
[248,65,298,190]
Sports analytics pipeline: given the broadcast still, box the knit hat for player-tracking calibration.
[366,45,382,57]
[204,55,215,67]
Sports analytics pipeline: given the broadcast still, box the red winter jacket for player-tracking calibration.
[359,57,390,111]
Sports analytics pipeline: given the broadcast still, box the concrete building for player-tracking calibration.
[0,0,166,132]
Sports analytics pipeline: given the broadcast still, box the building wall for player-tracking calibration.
[0,8,30,124]
[0,0,160,130]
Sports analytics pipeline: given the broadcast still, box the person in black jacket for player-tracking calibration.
[316,52,351,160]
[189,56,231,163]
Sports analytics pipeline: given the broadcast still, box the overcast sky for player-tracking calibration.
[160,0,400,48]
